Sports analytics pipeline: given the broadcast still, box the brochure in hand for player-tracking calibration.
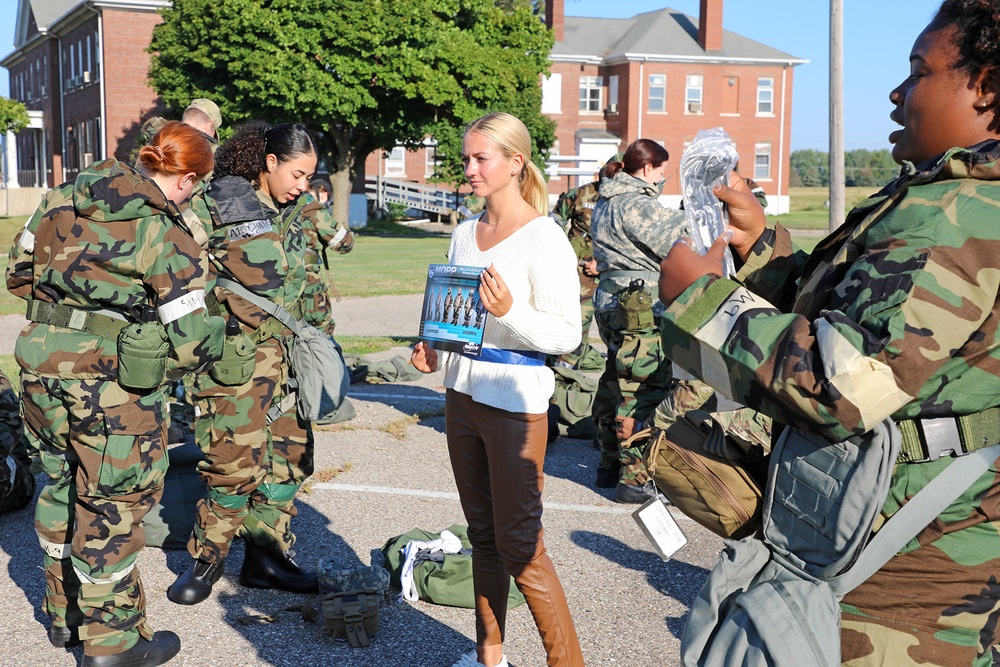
[418,264,488,356]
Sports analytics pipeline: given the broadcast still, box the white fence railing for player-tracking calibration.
[365,175,462,216]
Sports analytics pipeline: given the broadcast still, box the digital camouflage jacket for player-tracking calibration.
[204,175,309,330]
[591,170,688,313]
[6,159,224,379]
[660,140,1000,443]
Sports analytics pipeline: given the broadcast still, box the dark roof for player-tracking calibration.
[553,7,804,64]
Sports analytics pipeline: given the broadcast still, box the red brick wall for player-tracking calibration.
[101,9,164,164]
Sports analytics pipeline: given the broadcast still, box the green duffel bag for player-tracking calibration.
[380,525,525,609]
[550,366,598,440]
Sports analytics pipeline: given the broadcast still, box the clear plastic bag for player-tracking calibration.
[679,128,738,276]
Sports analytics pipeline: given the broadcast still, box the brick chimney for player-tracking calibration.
[698,0,723,52]
[546,0,565,43]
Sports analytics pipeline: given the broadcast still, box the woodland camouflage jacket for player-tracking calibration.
[6,158,224,379]
[204,175,309,329]
[659,140,1000,443]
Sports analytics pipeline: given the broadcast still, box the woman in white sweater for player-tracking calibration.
[412,112,585,667]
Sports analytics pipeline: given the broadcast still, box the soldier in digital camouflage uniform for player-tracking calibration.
[659,3,1000,662]
[168,121,321,607]
[6,121,224,666]
[551,177,601,368]
[0,369,34,514]
[590,140,689,503]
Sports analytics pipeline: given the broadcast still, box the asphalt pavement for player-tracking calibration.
[0,294,725,667]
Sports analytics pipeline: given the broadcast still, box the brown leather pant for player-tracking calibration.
[445,389,585,667]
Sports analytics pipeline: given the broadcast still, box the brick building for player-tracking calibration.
[3,0,803,213]
[364,0,805,213]
[2,0,167,188]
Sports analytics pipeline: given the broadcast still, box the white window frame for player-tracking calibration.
[757,77,774,115]
[424,144,440,177]
[384,146,406,177]
[648,74,666,113]
[754,143,772,181]
[579,75,603,113]
[686,75,704,114]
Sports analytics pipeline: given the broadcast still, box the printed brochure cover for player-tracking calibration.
[419,264,488,355]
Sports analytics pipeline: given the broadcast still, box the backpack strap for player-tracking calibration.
[215,276,305,336]
[830,444,1000,596]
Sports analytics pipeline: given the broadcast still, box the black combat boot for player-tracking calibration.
[166,558,225,605]
[48,624,81,648]
[239,541,318,594]
[80,630,180,667]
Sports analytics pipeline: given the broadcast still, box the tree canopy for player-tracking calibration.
[0,97,29,135]
[148,0,556,222]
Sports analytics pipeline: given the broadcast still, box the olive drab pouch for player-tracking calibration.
[117,318,169,390]
[321,589,380,648]
[616,279,654,331]
[209,316,256,386]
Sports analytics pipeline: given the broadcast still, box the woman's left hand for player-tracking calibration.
[658,232,731,305]
[479,264,513,317]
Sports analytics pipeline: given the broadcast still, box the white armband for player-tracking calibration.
[158,289,207,324]
[328,227,349,249]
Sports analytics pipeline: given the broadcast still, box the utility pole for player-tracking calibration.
[829,0,845,231]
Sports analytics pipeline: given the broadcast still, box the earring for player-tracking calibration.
[980,98,993,108]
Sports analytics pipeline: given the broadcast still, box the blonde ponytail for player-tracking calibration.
[520,160,549,216]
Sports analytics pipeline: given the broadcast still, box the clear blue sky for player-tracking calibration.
[0,0,944,152]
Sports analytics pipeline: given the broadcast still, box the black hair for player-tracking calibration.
[932,0,1000,78]
[214,120,317,187]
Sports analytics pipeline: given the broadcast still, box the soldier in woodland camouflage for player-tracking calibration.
[551,179,600,368]
[168,121,321,607]
[298,189,354,337]
[6,121,224,666]
[659,3,1000,663]
[589,140,689,503]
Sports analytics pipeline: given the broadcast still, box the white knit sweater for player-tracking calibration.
[441,215,582,414]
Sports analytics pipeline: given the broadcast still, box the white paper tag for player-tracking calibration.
[632,496,688,561]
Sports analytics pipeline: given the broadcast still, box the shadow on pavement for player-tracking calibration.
[570,529,709,639]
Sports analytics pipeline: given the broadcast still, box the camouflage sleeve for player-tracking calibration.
[733,223,809,310]
[552,191,572,226]
[660,180,1000,443]
[137,215,225,372]
[302,199,353,254]
[6,184,72,301]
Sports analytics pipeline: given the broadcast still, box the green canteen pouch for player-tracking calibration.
[321,588,380,648]
[117,321,169,390]
[209,328,256,386]
[617,279,654,331]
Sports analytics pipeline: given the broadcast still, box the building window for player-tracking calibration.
[608,75,619,111]
[648,74,666,112]
[425,144,439,177]
[579,75,603,113]
[757,77,774,115]
[754,143,772,180]
[541,73,562,114]
[686,75,703,114]
[384,146,406,177]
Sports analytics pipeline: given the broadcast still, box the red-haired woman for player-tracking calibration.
[8,120,225,667]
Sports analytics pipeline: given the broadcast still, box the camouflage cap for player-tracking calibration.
[185,99,223,138]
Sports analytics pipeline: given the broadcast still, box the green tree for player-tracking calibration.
[148,0,556,224]
[0,97,29,134]
[790,148,828,187]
